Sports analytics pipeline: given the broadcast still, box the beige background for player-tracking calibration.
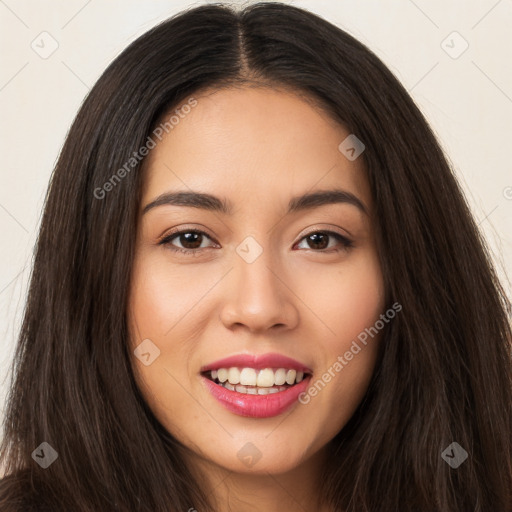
[0,0,511,439]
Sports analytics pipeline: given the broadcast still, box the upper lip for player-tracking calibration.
[200,352,312,373]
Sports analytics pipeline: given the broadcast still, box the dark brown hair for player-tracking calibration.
[1,2,511,511]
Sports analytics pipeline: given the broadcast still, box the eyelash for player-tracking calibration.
[158,228,354,256]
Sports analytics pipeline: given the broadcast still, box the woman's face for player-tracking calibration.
[128,86,385,476]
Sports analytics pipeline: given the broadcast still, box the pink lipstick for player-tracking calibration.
[200,352,312,418]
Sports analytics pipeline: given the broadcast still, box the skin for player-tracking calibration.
[127,85,385,511]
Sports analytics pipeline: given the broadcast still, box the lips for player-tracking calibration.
[200,352,313,418]
[202,375,311,418]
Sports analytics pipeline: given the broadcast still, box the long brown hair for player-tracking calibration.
[1,2,511,511]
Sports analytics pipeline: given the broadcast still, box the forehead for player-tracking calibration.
[141,86,371,216]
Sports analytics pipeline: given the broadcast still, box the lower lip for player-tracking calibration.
[201,375,311,418]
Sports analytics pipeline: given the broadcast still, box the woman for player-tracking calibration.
[1,2,511,511]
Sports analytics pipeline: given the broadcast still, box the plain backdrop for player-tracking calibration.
[0,0,511,442]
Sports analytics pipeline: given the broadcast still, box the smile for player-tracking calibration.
[200,353,313,418]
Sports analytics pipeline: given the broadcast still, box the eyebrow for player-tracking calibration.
[142,189,367,216]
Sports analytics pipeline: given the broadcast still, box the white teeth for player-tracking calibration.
[210,366,304,386]
[217,368,228,383]
[257,388,270,395]
[239,368,257,386]
[224,382,235,391]
[235,385,247,393]
[228,367,240,385]
[285,369,296,385]
[256,368,275,387]
[274,368,287,385]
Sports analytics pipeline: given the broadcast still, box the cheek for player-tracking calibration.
[293,247,384,342]
[333,256,384,340]
[329,251,385,380]
[127,275,198,445]
[127,256,192,407]
[127,252,216,341]
[294,250,384,427]
[127,252,222,423]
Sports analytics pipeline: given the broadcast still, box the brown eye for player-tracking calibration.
[159,229,216,254]
[295,231,353,252]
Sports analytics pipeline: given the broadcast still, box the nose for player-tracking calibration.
[219,249,300,333]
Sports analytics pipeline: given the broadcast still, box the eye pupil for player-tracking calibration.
[307,233,328,250]
[181,232,202,249]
